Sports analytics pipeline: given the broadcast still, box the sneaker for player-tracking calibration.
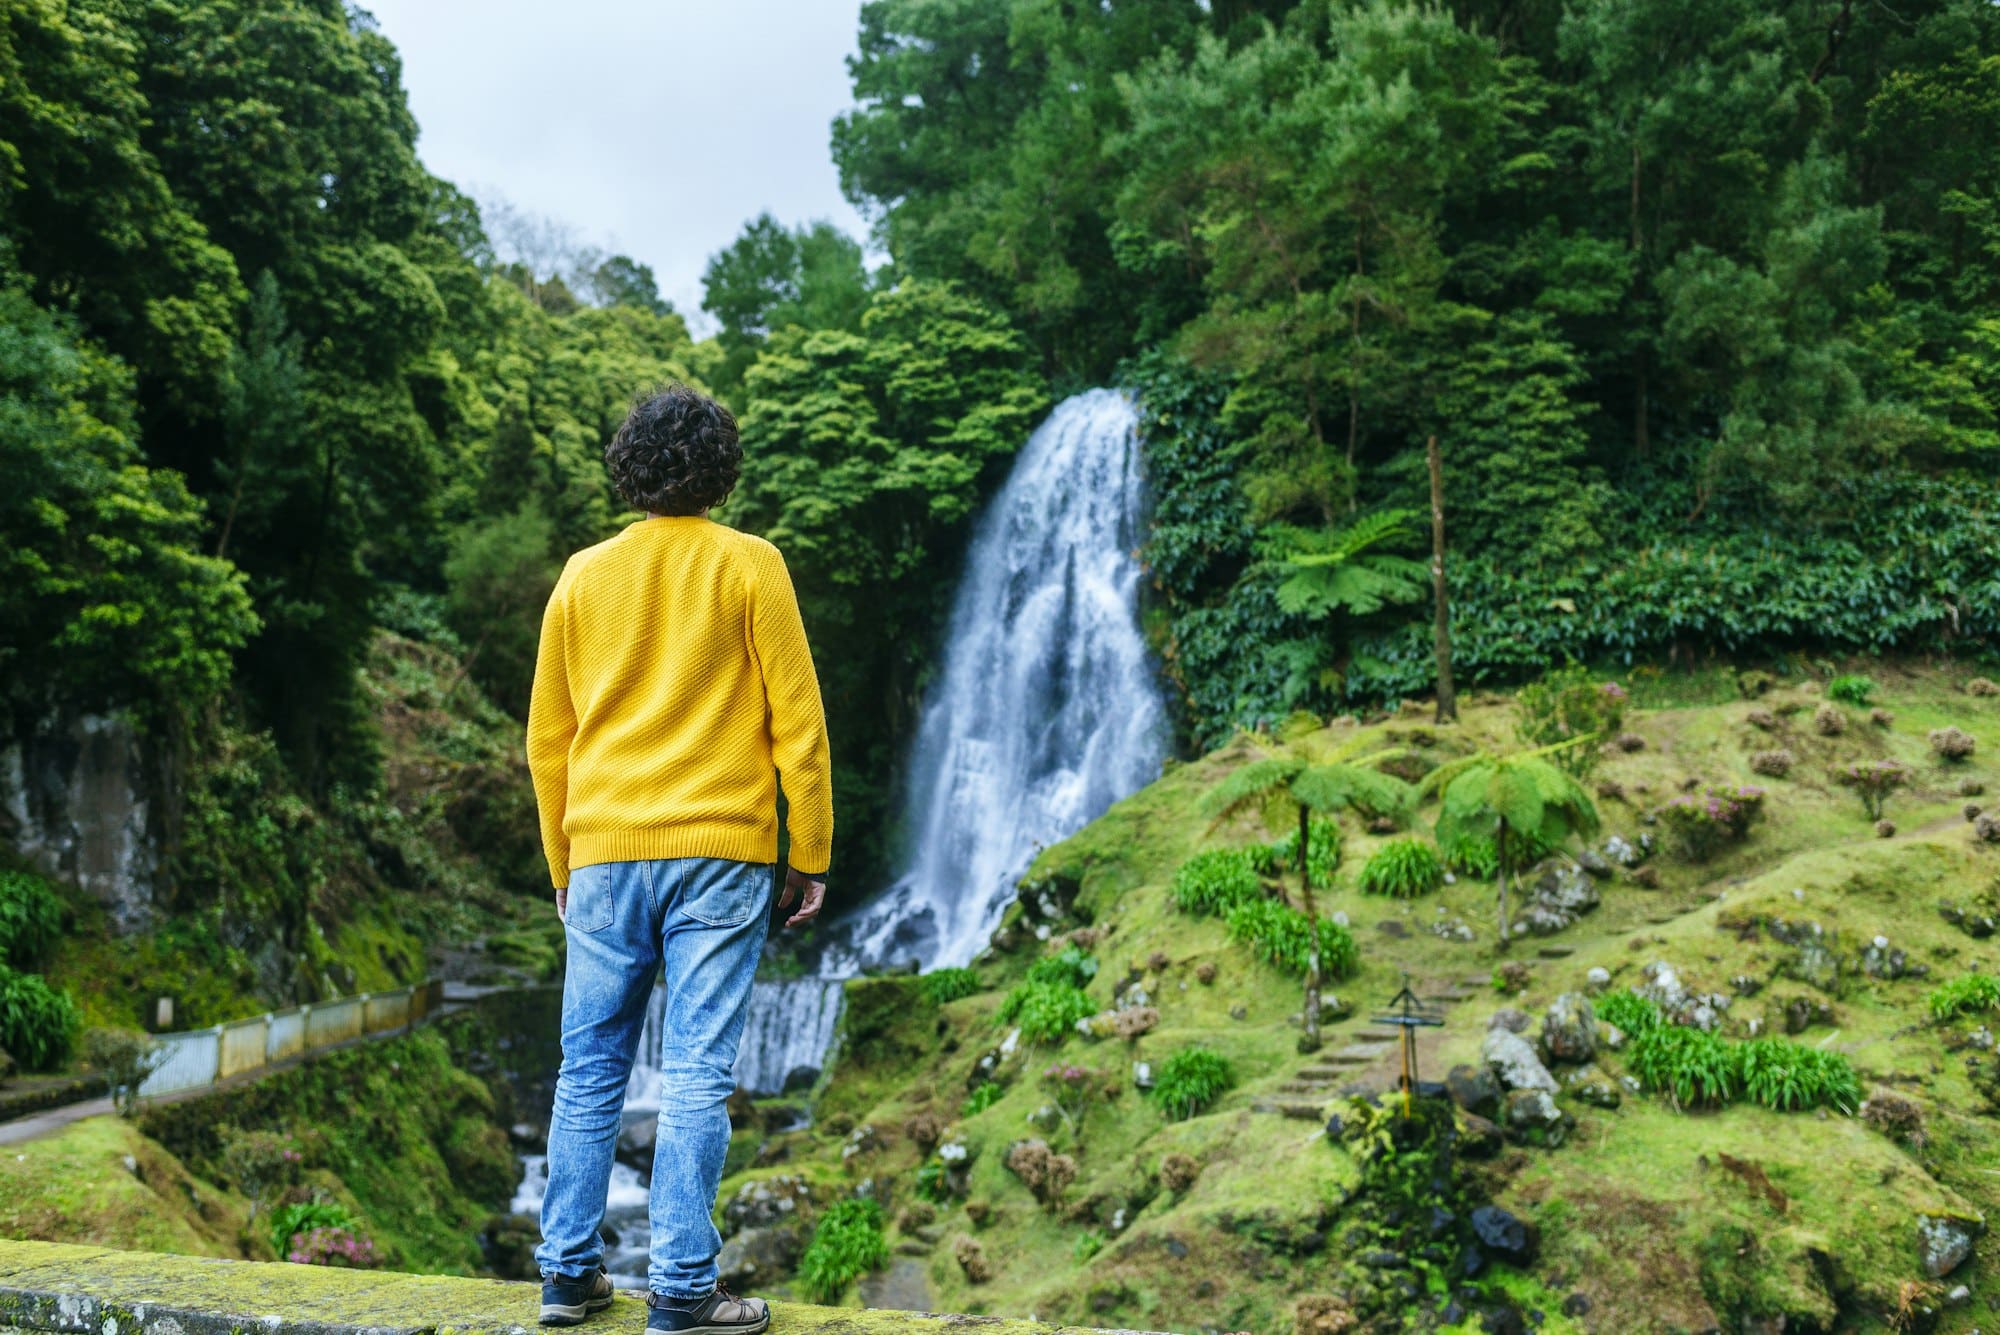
[645,1287,770,1335]
[539,1268,614,1326]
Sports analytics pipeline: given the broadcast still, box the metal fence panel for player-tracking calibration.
[140,1030,220,1098]
[217,1018,268,1080]
[363,989,410,1034]
[307,996,364,1047]
[267,1009,305,1064]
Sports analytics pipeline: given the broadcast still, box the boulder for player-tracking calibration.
[722,1175,814,1235]
[1469,1205,1539,1267]
[1482,1028,1558,1093]
[717,1225,803,1286]
[1456,1113,1503,1160]
[1518,860,1601,935]
[1487,1007,1532,1034]
[1445,1063,1502,1117]
[1502,1088,1572,1147]
[1918,1214,1983,1279]
[1539,993,1599,1065]
[1562,1066,1621,1109]
[615,1114,656,1180]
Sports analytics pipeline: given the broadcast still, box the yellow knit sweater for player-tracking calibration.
[525,516,833,887]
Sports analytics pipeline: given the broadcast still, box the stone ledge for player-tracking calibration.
[0,1242,1159,1335]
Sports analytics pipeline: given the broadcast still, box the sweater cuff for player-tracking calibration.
[788,840,831,878]
[547,858,570,890]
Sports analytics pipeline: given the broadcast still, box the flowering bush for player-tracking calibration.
[1039,1062,1105,1146]
[286,1224,378,1268]
[1836,758,1912,820]
[1654,785,1766,861]
[1930,726,1977,763]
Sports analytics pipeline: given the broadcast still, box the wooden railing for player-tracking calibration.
[136,980,446,1098]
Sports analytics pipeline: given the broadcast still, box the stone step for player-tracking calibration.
[1535,945,1575,959]
[1251,1098,1329,1121]
[1294,1066,1346,1080]
[1331,1041,1393,1062]
[1277,1081,1334,1095]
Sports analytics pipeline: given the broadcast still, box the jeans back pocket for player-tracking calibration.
[565,864,615,934]
[681,858,770,928]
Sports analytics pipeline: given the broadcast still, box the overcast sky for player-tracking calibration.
[359,0,871,332]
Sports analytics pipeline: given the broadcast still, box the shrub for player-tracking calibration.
[961,1082,1005,1117]
[1837,758,1912,820]
[1268,817,1341,887]
[268,1200,360,1259]
[1930,727,1978,763]
[921,967,981,1005]
[1160,1151,1202,1195]
[1860,1089,1925,1145]
[1749,749,1795,778]
[1151,1045,1236,1121]
[914,1158,957,1204]
[1870,707,1895,729]
[1968,677,1999,697]
[1928,974,2000,1021]
[998,981,1095,1044]
[1515,667,1627,777]
[1814,703,1847,736]
[1737,1039,1860,1112]
[1170,848,1261,917]
[1357,837,1445,898]
[1875,818,1897,838]
[80,1028,162,1115]
[1625,1026,1739,1108]
[1224,898,1358,981]
[1978,813,2000,844]
[0,871,64,970]
[1826,674,1876,706]
[1746,707,1779,732]
[953,1234,993,1283]
[1040,1062,1105,1142]
[222,1129,305,1221]
[798,1199,889,1303]
[0,966,80,1071]
[1024,945,1099,990]
[285,1224,379,1268]
[1654,785,1766,861]
[1003,1140,1077,1207]
[1595,990,1664,1037]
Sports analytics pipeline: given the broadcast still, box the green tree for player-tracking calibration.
[1433,753,1599,948]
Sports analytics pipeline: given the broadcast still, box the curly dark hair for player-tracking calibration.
[604,384,742,516]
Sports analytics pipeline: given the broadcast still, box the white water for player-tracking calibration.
[832,387,1169,971]
[517,390,1168,1282]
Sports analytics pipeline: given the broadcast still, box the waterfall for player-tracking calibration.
[620,977,845,1104]
[834,387,1169,971]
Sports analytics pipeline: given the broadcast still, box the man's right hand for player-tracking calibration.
[778,866,826,929]
[554,885,568,923]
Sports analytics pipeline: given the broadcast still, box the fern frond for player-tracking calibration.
[1202,756,1306,821]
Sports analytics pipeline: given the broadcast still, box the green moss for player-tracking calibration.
[0,1121,251,1259]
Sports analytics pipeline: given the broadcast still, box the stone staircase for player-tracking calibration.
[1252,972,1490,1120]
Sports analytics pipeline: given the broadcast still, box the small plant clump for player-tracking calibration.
[1356,837,1445,898]
[1616,1002,1858,1112]
[1826,674,1876,705]
[1749,749,1796,778]
[1927,974,2000,1021]
[1746,707,1779,732]
[1977,814,2000,844]
[1654,784,1766,861]
[1837,758,1913,821]
[962,1082,1005,1117]
[1870,707,1895,729]
[1160,1151,1202,1195]
[1875,818,1897,838]
[1169,848,1261,917]
[997,981,1095,1045]
[921,967,981,1005]
[269,1200,372,1265]
[0,965,80,1071]
[1151,1045,1236,1120]
[1514,666,1628,777]
[1737,1038,1862,1112]
[1967,677,1999,698]
[1003,1139,1078,1208]
[1814,702,1847,737]
[1596,990,1665,1037]
[952,1234,993,1283]
[1224,898,1358,980]
[797,1199,889,1303]
[1930,726,1978,762]
[1268,817,1342,887]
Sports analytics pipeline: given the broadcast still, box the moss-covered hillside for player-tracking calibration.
[725,662,2000,1335]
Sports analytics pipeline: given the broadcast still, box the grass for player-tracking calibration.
[796,1198,889,1304]
[726,661,2000,1331]
[1928,973,2000,1021]
[0,1118,252,1258]
[1150,1046,1235,1121]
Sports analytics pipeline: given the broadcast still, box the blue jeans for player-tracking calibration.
[535,857,770,1298]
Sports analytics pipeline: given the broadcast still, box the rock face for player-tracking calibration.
[0,712,159,933]
[716,1225,803,1287]
[1469,1205,1539,1267]
[1917,1213,1983,1279]
[722,1174,814,1236]
[1518,859,1602,935]
[1539,993,1599,1065]
[1482,1028,1558,1093]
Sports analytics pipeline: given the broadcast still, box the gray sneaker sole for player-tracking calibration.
[539,1294,614,1326]
[646,1319,769,1335]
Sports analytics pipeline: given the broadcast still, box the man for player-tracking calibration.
[526,384,832,1335]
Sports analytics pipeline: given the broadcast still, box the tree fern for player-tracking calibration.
[1434,754,1599,946]
[1266,511,1428,619]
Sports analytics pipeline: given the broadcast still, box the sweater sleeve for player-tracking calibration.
[526,573,579,888]
[748,543,834,876]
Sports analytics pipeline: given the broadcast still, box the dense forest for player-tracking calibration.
[3,0,1999,989]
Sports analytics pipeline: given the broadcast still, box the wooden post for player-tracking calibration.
[1427,435,1457,723]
